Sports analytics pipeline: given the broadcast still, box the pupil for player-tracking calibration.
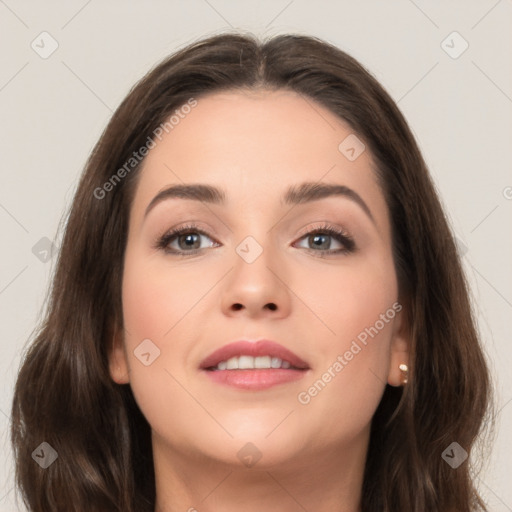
[311,234,329,250]
[180,233,199,249]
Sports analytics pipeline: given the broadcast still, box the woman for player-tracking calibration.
[11,32,493,511]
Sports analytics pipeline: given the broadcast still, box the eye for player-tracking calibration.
[154,221,356,258]
[293,223,355,256]
[155,223,219,256]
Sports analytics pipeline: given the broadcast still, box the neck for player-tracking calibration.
[153,430,368,512]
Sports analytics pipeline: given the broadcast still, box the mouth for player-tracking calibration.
[199,339,310,390]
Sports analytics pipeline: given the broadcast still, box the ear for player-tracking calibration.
[108,323,130,384]
[387,302,411,387]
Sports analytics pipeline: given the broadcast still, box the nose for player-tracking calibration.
[220,241,292,319]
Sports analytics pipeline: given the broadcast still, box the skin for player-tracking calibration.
[109,89,410,512]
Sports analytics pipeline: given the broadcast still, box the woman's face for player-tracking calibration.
[110,89,409,470]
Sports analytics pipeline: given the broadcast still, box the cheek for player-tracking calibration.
[122,279,164,336]
[294,255,398,427]
[121,254,207,341]
[120,253,201,435]
[298,252,398,348]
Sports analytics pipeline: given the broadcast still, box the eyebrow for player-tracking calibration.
[144,181,375,224]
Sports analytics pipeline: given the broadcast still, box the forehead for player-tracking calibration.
[146,89,361,175]
[130,90,389,230]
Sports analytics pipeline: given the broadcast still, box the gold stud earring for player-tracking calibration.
[399,363,408,385]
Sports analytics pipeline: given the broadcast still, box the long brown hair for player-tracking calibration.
[11,32,494,511]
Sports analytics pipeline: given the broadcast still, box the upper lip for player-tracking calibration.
[199,340,310,370]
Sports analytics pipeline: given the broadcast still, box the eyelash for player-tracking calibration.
[154,222,356,258]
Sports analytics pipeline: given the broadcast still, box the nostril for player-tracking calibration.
[232,303,243,311]
[266,303,277,311]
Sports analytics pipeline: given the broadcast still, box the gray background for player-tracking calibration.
[1,1,511,510]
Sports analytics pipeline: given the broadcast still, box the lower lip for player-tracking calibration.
[201,368,308,390]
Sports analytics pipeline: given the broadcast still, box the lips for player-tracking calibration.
[199,339,310,370]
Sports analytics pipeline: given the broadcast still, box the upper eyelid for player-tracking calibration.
[159,222,353,249]
[163,222,349,238]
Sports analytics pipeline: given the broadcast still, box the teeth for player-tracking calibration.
[212,355,294,370]
[255,356,271,368]
[226,357,239,370]
[271,356,281,368]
